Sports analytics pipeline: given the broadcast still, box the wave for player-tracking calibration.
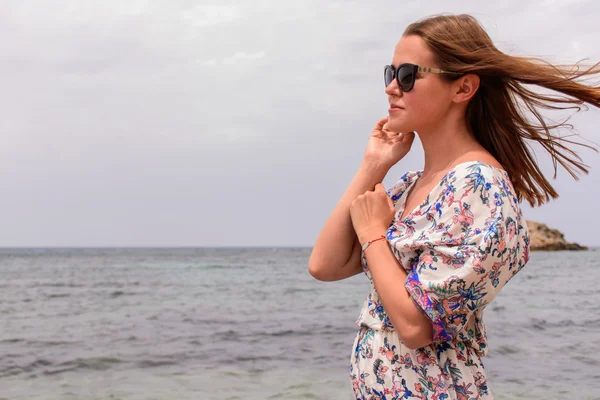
[233,355,273,362]
[195,264,249,271]
[36,283,85,288]
[283,287,319,294]
[136,359,179,368]
[213,325,356,342]
[495,345,521,355]
[0,357,125,377]
[529,317,600,330]
[46,293,71,298]
[110,290,138,297]
[0,338,79,347]
[58,357,123,371]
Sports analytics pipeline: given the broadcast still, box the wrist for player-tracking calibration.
[359,159,391,175]
[361,233,387,253]
[358,228,388,247]
[356,164,389,188]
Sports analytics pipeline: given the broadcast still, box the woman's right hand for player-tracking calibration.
[362,117,416,169]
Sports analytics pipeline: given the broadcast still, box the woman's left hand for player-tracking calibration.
[350,183,396,245]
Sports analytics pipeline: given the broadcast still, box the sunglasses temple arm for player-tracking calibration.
[417,66,458,75]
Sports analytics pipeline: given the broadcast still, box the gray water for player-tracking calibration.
[1,247,599,400]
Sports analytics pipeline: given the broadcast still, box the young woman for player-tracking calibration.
[308,14,599,399]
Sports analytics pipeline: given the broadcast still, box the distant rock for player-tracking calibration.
[526,220,588,251]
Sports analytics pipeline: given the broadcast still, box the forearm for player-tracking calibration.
[308,161,389,275]
[363,238,433,349]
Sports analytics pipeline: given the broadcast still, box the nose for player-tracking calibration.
[385,79,402,97]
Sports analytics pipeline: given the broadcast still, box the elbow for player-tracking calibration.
[307,251,335,281]
[404,335,432,351]
[308,263,330,282]
[391,313,434,350]
[403,323,434,350]
[308,264,322,281]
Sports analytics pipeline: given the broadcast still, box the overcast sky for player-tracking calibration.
[1,1,599,247]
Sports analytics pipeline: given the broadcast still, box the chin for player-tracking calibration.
[385,118,413,134]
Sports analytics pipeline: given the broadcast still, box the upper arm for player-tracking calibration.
[341,236,364,279]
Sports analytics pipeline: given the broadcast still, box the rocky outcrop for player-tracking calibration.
[527,220,588,251]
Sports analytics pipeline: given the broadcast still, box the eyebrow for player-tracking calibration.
[390,62,415,69]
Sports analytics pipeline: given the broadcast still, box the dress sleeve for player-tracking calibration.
[404,166,529,344]
[387,170,421,208]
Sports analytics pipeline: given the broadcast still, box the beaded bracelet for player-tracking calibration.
[361,234,386,252]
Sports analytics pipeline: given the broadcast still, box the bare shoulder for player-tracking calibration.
[455,150,504,171]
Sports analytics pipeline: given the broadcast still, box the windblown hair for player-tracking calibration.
[404,14,600,207]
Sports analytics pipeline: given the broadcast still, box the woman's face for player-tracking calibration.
[385,35,456,135]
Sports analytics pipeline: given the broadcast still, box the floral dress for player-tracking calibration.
[350,161,530,400]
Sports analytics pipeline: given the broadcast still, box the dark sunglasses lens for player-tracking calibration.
[398,66,414,91]
[384,66,394,87]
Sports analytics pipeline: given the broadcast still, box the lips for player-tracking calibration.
[388,104,404,113]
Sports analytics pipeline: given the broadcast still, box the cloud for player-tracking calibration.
[184,5,241,27]
[199,59,217,67]
[222,51,266,65]
[0,0,598,246]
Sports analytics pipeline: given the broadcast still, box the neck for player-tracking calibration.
[418,114,483,175]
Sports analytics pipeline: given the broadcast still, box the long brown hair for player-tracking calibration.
[404,14,600,207]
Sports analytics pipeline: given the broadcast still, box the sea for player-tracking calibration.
[1,247,599,400]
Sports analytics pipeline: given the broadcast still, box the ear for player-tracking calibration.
[452,73,480,104]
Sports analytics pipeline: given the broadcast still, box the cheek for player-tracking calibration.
[404,95,427,114]
[407,85,439,113]
[385,81,449,132]
[406,87,448,122]
[386,93,435,132]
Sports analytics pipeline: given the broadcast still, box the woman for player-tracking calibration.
[308,14,599,399]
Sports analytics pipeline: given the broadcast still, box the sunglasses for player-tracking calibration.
[384,63,461,92]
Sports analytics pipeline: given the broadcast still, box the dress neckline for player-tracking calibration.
[396,160,508,222]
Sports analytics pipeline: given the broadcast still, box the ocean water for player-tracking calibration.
[1,247,599,400]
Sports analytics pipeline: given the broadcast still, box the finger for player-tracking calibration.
[391,133,405,144]
[382,122,399,136]
[381,122,392,136]
[384,130,397,140]
[401,131,415,143]
[374,117,389,131]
